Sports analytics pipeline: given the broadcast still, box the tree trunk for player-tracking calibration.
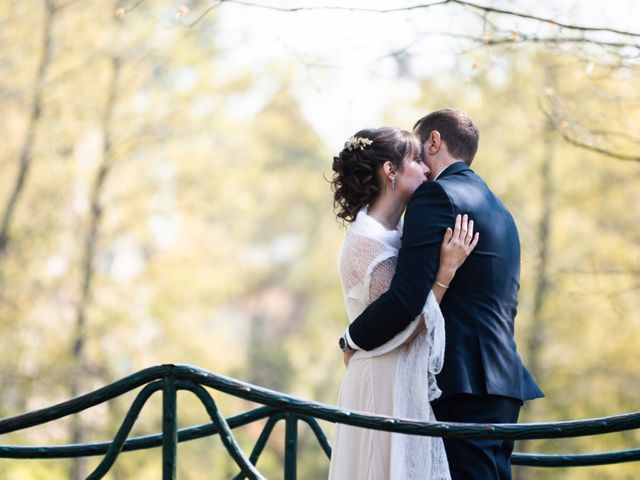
[514,64,557,480]
[69,55,121,480]
[0,0,56,262]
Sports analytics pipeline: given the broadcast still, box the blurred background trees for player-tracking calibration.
[0,1,639,478]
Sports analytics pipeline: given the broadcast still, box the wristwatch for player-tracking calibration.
[339,334,354,353]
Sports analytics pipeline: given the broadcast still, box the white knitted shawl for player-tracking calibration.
[339,208,450,480]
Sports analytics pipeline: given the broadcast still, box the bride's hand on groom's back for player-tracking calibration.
[439,214,479,275]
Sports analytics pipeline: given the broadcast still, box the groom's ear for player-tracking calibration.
[427,130,442,154]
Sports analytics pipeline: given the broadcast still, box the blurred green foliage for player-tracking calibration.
[0,1,639,479]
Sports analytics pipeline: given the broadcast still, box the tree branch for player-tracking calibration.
[188,0,451,27]
[187,0,640,44]
[556,129,640,162]
[482,34,639,51]
[220,0,450,14]
[542,105,640,163]
[451,0,640,39]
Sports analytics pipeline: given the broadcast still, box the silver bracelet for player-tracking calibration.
[434,280,449,289]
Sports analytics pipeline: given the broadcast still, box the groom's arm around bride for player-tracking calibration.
[344,109,543,480]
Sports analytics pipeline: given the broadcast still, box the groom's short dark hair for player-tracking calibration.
[413,109,479,165]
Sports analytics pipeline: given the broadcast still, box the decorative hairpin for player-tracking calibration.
[344,136,373,152]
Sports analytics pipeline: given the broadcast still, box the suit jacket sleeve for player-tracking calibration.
[347,181,455,350]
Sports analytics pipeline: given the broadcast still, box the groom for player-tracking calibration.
[340,109,543,480]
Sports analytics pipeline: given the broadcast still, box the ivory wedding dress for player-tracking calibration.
[328,208,450,480]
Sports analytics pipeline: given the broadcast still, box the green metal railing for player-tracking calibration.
[0,364,638,478]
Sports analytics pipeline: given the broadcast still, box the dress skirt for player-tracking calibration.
[328,348,400,480]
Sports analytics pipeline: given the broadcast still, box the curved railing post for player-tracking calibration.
[162,369,178,480]
[284,412,298,480]
[232,413,285,480]
[172,380,265,480]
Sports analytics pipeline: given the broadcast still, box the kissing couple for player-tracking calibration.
[328,109,543,480]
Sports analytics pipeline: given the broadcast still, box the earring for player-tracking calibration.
[391,176,396,190]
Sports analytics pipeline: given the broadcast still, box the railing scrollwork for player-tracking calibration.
[0,364,638,478]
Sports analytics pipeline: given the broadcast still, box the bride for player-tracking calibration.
[328,127,478,480]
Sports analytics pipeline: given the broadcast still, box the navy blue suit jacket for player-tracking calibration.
[348,162,543,401]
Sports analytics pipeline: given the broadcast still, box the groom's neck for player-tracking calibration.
[431,158,462,180]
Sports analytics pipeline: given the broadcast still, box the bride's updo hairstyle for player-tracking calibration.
[331,127,420,223]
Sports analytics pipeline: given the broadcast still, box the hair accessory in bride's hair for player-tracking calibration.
[344,136,373,152]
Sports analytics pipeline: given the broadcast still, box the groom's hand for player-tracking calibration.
[343,350,355,368]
